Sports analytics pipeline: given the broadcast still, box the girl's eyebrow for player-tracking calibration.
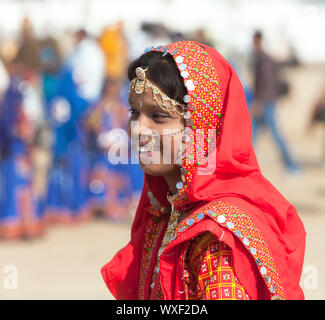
[128,98,170,114]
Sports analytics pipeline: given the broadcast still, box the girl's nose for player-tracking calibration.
[130,113,151,136]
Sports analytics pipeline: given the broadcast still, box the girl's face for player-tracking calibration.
[127,87,185,176]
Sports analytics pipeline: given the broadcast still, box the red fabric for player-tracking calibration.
[101,41,306,300]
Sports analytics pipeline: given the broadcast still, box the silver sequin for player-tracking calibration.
[183,95,191,103]
[183,111,191,120]
[175,56,184,63]
[176,181,183,190]
[179,63,187,71]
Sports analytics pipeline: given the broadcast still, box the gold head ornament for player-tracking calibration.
[129,66,186,117]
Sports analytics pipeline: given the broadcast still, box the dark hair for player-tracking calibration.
[127,51,187,104]
[253,30,263,41]
[76,29,88,39]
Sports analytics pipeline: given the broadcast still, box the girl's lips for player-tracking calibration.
[132,134,161,153]
[131,140,152,152]
[140,150,153,157]
[137,150,154,163]
[139,140,147,147]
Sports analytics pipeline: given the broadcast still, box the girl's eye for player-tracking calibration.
[128,108,139,118]
[152,113,170,119]
[128,108,170,121]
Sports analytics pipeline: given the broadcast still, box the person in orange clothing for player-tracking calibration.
[98,21,128,81]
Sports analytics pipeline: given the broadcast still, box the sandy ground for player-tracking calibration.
[1,64,325,300]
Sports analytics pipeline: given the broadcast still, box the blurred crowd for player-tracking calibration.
[0,17,324,241]
[0,18,217,240]
[0,19,132,240]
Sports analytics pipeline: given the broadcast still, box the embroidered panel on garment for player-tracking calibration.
[152,42,224,209]
[170,201,286,300]
[138,215,166,300]
[183,231,249,300]
[148,232,249,300]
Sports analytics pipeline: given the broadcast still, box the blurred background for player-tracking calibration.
[0,0,324,299]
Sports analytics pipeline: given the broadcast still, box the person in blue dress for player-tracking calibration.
[44,67,94,223]
[85,78,144,222]
[44,30,105,223]
[0,64,44,239]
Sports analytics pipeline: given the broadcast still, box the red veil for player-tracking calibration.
[101,41,306,300]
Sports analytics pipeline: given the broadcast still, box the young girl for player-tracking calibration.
[101,41,306,300]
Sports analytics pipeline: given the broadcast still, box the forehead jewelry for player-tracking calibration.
[129,66,186,117]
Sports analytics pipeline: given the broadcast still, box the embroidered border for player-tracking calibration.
[152,42,224,209]
[138,215,166,299]
[171,201,286,300]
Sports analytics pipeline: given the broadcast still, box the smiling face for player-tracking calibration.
[127,85,185,177]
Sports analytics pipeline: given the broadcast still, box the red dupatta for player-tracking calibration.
[101,41,306,300]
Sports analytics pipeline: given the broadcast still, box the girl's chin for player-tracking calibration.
[140,164,178,176]
[138,156,177,176]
